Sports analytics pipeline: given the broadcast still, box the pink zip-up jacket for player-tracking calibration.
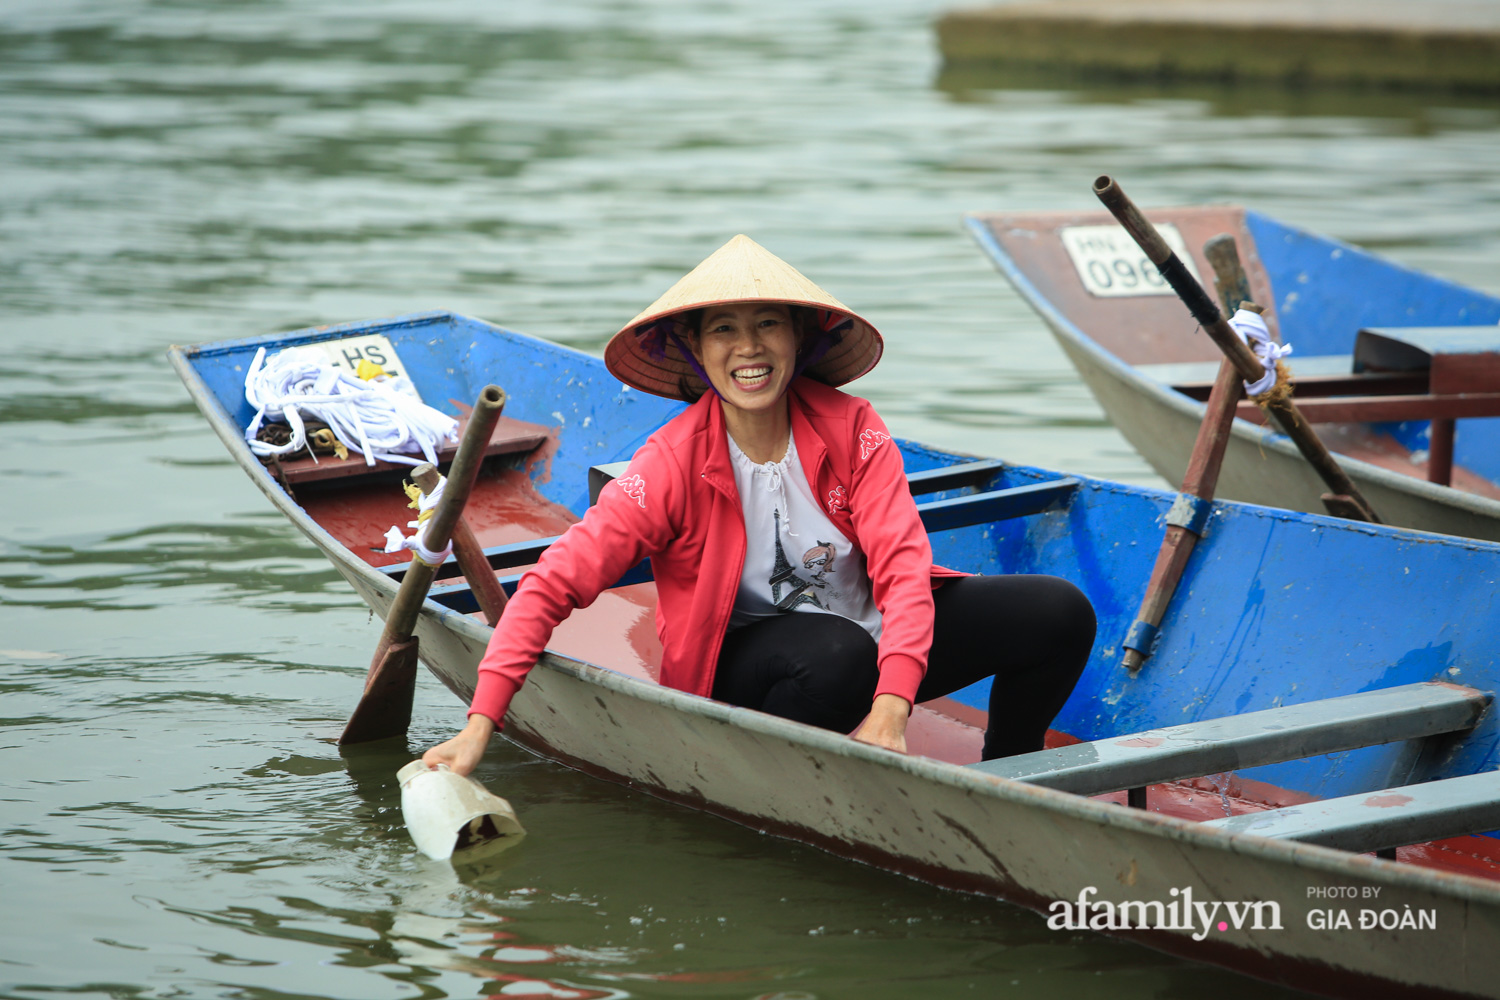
[468,378,964,725]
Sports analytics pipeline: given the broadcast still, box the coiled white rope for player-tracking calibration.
[243,346,458,467]
[383,476,454,567]
[1227,309,1293,397]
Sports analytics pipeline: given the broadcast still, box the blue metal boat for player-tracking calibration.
[967,206,1500,542]
[172,311,1500,998]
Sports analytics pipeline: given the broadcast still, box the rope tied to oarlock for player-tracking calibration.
[243,346,459,467]
[1227,308,1294,403]
[383,476,454,567]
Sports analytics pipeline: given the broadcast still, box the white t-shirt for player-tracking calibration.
[726,431,883,641]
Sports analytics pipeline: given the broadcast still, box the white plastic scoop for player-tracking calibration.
[397,760,525,861]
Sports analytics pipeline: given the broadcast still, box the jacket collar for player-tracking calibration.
[697,393,738,500]
[788,381,830,488]
[695,379,831,500]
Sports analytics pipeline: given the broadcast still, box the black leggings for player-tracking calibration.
[710,575,1095,760]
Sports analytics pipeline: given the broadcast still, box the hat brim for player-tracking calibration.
[604,298,882,401]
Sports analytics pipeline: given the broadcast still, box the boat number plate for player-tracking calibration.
[308,334,421,401]
[1060,223,1203,298]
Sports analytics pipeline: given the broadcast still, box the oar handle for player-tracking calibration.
[1092,176,1380,524]
[378,386,506,646]
[420,386,507,555]
[1092,176,1264,384]
[1203,233,1254,315]
[411,462,509,626]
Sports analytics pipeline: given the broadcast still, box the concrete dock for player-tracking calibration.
[937,0,1500,93]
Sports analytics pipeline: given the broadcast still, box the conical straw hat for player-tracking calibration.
[604,235,883,401]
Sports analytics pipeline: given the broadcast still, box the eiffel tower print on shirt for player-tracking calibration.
[769,509,826,611]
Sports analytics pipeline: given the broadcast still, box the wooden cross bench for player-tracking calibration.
[387,459,1079,613]
[967,682,1492,822]
[1143,325,1500,487]
[1201,770,1500,855]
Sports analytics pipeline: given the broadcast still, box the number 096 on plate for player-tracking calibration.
[1059,223,1203,298]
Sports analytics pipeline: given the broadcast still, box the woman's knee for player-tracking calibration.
[1032,576,1096,674]
[934,574,1095,685]
[938,573,1095,639]
[1043,576,1096,636]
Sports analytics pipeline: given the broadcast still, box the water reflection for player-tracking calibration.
[0,521,349,610]
[936,63,1500,125]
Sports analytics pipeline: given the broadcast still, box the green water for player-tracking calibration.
[4,1,1500,996]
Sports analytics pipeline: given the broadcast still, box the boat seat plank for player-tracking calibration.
[1143,355,1434,402]
[407,475,1080,612]
[1234,393,1500,426]
[915,478,1077,533]
[966,683,1490,797]
[589,457,1014,506]
[592,457,1073,526]
[1142,334,1500,420]
[587,461,631,506]
[1139,354,1356,388]
[271,412,552,485]
[1201,770,1500,853]
[906,459,1010,495]
[1357,326,1500,395]
[425,560,652,616]
[394,464,1075,585]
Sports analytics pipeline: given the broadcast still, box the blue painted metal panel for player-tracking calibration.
[181,313,1500,809]
[1246,211,1500,487]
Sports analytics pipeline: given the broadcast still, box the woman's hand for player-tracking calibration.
[852,694,910,754]
[421,713,496,776]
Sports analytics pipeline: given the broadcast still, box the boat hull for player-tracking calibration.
[313,534,1500,999]
[352,556,1500,1000]
[170,311,1500,998]
[1049,317,1500,543]
[967,209,1500,543]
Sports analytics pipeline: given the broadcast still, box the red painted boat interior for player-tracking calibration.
[300,455,1500,883]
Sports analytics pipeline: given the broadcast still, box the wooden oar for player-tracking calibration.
[340,385,507,745]
[1120,235,1252,673]
[1093,176,1381,524]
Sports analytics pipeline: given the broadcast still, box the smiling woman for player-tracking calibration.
[423,234,1098,774]
[692,302,801,409]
